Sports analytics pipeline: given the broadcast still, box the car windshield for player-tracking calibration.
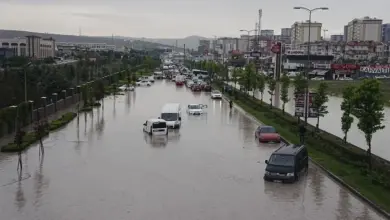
[188,105,201,109]
[161,113,178,121]
[152,122,167,129]
[268,154,294,166]
[212,90,220,94]
[260,127,276,133]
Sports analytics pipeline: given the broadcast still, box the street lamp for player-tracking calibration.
[293,6,328,123]
[322,29,328,40]
[240,29,256,52]
[23,62,32,102]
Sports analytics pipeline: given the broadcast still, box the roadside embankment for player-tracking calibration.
[216,82,390,216]
[1,112,77,152]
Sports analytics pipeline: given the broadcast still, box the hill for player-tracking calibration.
[0,29,173,50]
[129,35,210,50]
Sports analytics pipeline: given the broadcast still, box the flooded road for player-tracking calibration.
[227,82,390,160]
[0,80,386,220]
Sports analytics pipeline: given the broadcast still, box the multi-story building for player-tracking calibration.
[330,35,344,42]
[198,40,210,54]
[0,36,55,58]
[382,24,390,43]
[281,28,291,37]
[346,17,383,42]
[344,25,348,42]
[260,29,274,37]
[291,21,322,46]
[56,42,115,51]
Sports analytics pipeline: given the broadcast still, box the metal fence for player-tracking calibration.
[0,93,81,137]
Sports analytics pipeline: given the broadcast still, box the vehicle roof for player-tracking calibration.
[212,90,221,93]
[257,125,275,129]
[162,103,181,113]
[188,104,201,106]
[148,118,166,123]
[273,144,305,156]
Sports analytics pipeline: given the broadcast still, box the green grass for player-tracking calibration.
[1,112,77,152]
[309,80,390,106]
[224,89,390,214]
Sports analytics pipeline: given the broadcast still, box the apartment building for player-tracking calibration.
[383,24,390,43]
[0,35,55,58]
[346,17,382,42]
[291,21,322,46]
[260,29,274,37]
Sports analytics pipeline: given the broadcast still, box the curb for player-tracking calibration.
[222,93,390,219]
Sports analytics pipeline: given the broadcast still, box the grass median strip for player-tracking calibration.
[0,112,77,153]
[226,91,390,215]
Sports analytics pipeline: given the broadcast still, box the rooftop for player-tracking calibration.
[274,144,304,155]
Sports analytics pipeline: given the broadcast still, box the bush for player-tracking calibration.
[0,112,77,152]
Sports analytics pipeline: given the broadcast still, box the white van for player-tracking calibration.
[161,103,182,129]
[143,118,168,135]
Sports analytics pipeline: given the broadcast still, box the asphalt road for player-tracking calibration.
[0,80,386,220]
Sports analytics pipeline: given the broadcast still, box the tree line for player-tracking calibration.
[197,60,386,169]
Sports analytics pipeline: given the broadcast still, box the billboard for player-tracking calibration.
[294,93,317,118]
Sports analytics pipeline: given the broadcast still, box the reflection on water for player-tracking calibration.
[113,97,117,119]
[96,108,105,138]
[143,133,168,147]
[15,169,25,211]
[264,181,303,202]
[75,114,81,154]
[125,92,131,114]
[336,188,352,220]
[238,113,256,143]
[309,167,325,208]
[34,154,49,208]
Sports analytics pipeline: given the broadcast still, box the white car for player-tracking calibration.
[118,85,135,91]
[136,80,152,86]
[187,104,207,115]
[311,77,324,81]
[211,90,222,99]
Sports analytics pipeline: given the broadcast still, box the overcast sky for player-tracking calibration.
[1,0,389,38]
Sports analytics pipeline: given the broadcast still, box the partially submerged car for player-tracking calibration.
[255,125,281,143]
[211,90,222,99]
[186,104,207,115]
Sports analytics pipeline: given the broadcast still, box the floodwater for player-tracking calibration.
[0,80,386,220]
[227,82,390,160]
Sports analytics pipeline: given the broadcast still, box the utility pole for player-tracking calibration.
[184,44,186,66]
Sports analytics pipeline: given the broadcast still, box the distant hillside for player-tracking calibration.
[0,30,172,50]
[129,35,210,50]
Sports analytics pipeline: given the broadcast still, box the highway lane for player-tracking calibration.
[0,80,386,220]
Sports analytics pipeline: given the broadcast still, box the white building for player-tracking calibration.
[346,17,383,42]
[0,35,56,58]
[56,42,116,51]
[291,21,322,46]
[260,29,274,37]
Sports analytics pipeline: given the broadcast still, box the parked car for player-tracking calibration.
[203,84,212,92]
[136,80,152,86]
[191,84,202,92]
[264,144,308,183]
[255,125,280,143]
[118,85,135,91]
[211,90,222,99]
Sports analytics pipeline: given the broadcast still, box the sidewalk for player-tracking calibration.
[0,103,79,147]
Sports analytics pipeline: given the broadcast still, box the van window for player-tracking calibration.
[269,154,295,166]
[152,122,167,129]
[161,113,178,121]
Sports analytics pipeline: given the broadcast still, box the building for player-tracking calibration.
[198,40,210,54]
[0,36,55,58]
[344,25,348,42]
[346,17,383,42]
[382,24,390,43]
[291,21,322,46]
[281,28,291,37]
[0,48,15,59]
[56,42,115,51]
[260,29,274,37]
[330,35,344,42]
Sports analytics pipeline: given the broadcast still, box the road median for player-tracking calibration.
[216,82,390,216]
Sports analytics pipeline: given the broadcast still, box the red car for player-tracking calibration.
[255,126,281,143]
[176,81,184,86]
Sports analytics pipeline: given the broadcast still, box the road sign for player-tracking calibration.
[294,93,318,118]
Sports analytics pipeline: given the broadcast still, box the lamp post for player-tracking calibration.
[293,6,329,123]
[322,29,328,40]
[23,62,32,102]
[239,29,256,52]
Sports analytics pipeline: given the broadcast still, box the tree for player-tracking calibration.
[293,73,308,121]
[352,79,385,170]
[312,82,329,130]
[340,85,355,143]
[257,74,266,102]
[231,67,241,96]
[267,77,276,108]
[280,73,290,114]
